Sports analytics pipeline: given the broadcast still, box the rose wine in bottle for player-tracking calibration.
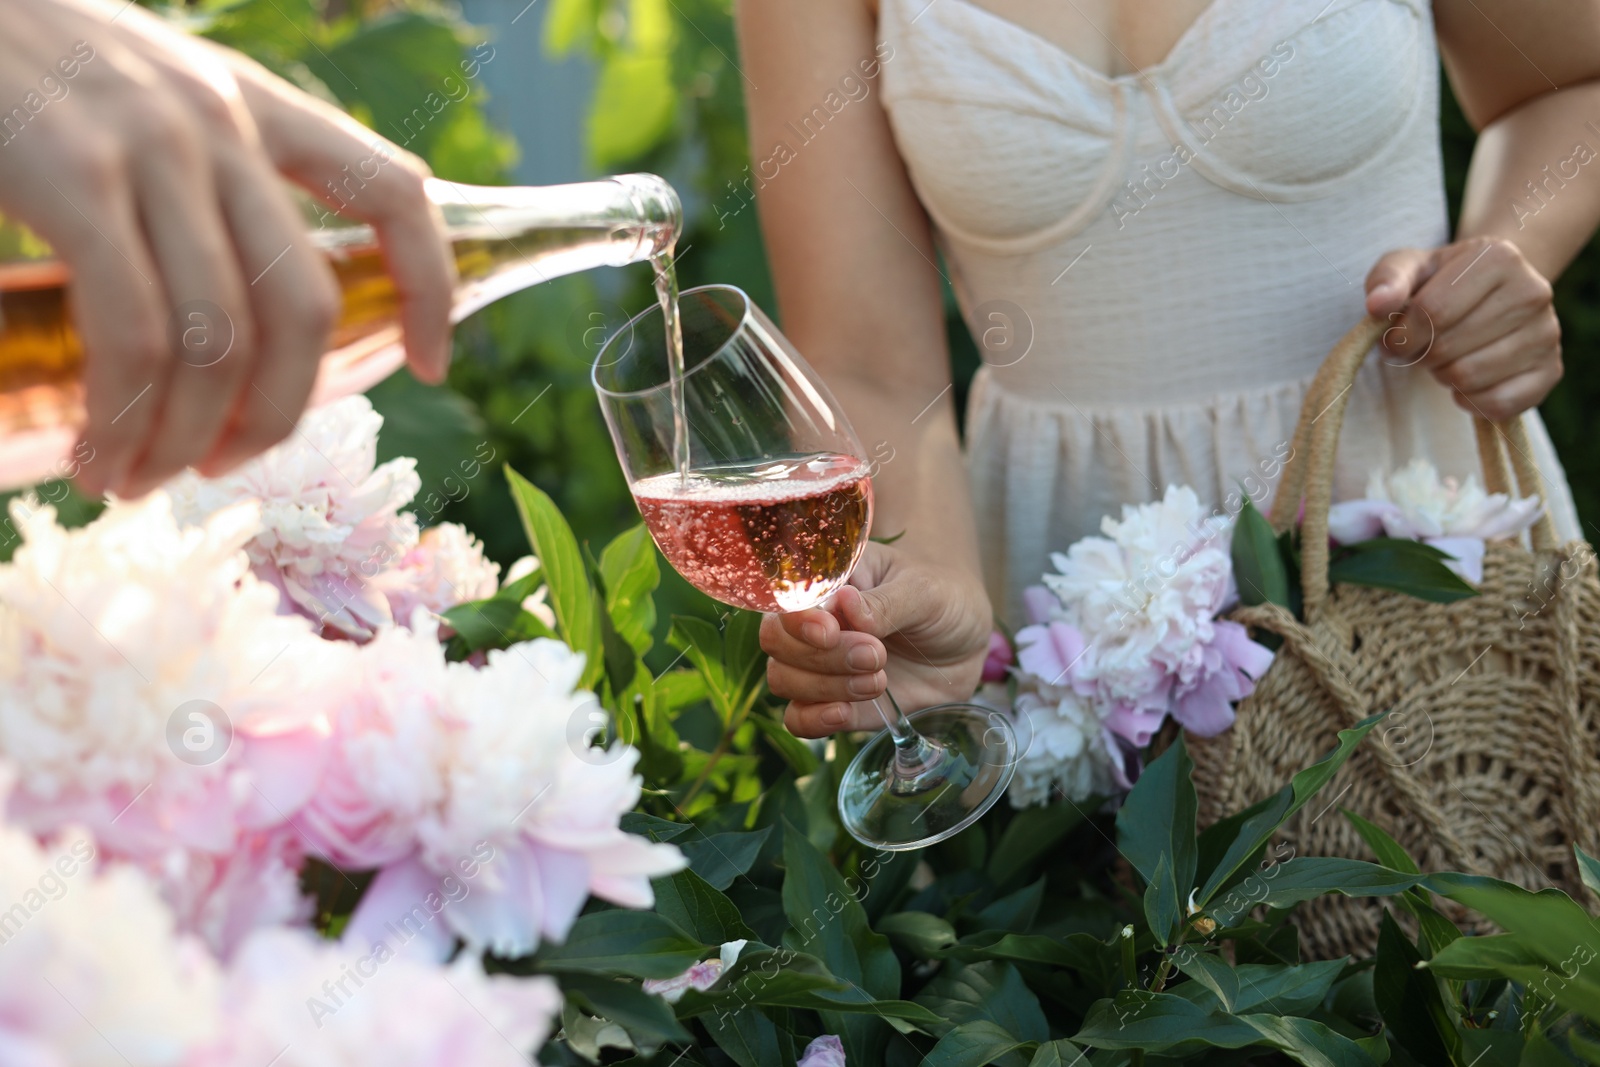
[0,174,680,489]
[632,453,874,613]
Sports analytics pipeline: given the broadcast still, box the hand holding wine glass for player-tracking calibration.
[594,284,1017,851]
[760,542,995,739]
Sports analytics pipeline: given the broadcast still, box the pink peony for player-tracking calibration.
[642,940,748,1003]
[167,395,421,638]
[325,622,685,959]
[0,493,342,955]
[0,807,223,1066]
[190,927,562,1067]
[980,630,1014,683]
[290,619,452,870]
[798,1035,848,1067]
[373,523,501,626]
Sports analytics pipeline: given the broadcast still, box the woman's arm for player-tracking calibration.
[736,0,993,736]
[1365,0,1600,422]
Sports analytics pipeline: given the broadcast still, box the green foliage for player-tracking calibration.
[433,492,1600,1065]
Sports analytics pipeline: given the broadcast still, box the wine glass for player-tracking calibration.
[592,284,1017,850]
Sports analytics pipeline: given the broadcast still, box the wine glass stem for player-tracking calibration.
[869,688,945,781]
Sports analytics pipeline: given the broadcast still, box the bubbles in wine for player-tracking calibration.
[632,453,873,613]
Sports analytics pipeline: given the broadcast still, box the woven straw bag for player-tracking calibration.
[1186,316,1600,959]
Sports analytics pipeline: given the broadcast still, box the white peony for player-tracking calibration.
[986,682,1116,808]
[0,812,222,1066]
[167,395,421,638]
[1327,459,1545,583]
[373,523,502,626]
[1040,487,1237,732]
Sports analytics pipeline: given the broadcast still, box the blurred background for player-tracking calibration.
[11,0,1600,641]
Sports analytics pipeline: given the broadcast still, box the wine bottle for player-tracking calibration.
[0,173,680,490]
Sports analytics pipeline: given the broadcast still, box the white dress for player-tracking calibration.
[876,0,1582,622]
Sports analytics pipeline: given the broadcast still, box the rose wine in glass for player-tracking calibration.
[594,284,1017,850]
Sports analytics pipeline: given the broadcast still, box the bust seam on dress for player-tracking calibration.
[1140,1,1431,202]
[878,90,1115,135]
[909,81,1133,254]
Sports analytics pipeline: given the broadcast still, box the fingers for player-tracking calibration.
[1365,246,1435,318]
[114,100,257,495]
[782,699,891,739]
[369,170,455,383]
[41,140,168,496]
[228,63,455,383]
[761,609,888,724]
[1451,364,1563,424]
[1408,240,1544,346]
[195,151,339,478]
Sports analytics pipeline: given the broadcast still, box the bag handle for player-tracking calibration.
[1267,316,1558,619]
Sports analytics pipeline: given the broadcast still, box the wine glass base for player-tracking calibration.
[838,703,1019,851]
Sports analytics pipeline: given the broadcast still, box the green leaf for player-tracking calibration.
[560,973,693,1047]
[588,41,677,166]
[366,368,485,500]
[680,827,771,891]
[1374,911,1463,1067]
[1197,714,1384,907]
[917,961,1050,1044]
[781,823,899,1061]
[1426,872,1600,970]
[1207,858,1422,927]
[1233,496,1291,609]
[542,0,600,54]
[505,466,602,685]
[988,801,1088,888]
[1075,992,1380,1067]
[1029,1041,1088,1067]
[600,523,660,655]
[1328,538,1478,603]
[701,1003,792,1067]
[1174,955,1347,1016]
[954,931,1113,983]
[1143,853,1183,947]
[723,610,766,706]
[651,867,756,946]
[1422,934,1545,981]
[308,12,478,160]
[674,948,943,1032]
[878,911,959,958]
[653,668,710,712]
[1577,845,1600,904]
[670,617,735,719]
[923,1021,1035,1067]
[440,596,558,655]
[751,713,820,776]
[621,812,691,842]
[535,910,706,979]
[1521,1029,1576,1067]
[974,877,1046,934]
[1342,809,1420,874]
[1116,735,1198,907]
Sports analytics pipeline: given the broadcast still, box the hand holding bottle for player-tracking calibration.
[0,0,456,497]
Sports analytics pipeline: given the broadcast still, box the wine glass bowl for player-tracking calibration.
[594,284,1017,850]
[593,285,874,613]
